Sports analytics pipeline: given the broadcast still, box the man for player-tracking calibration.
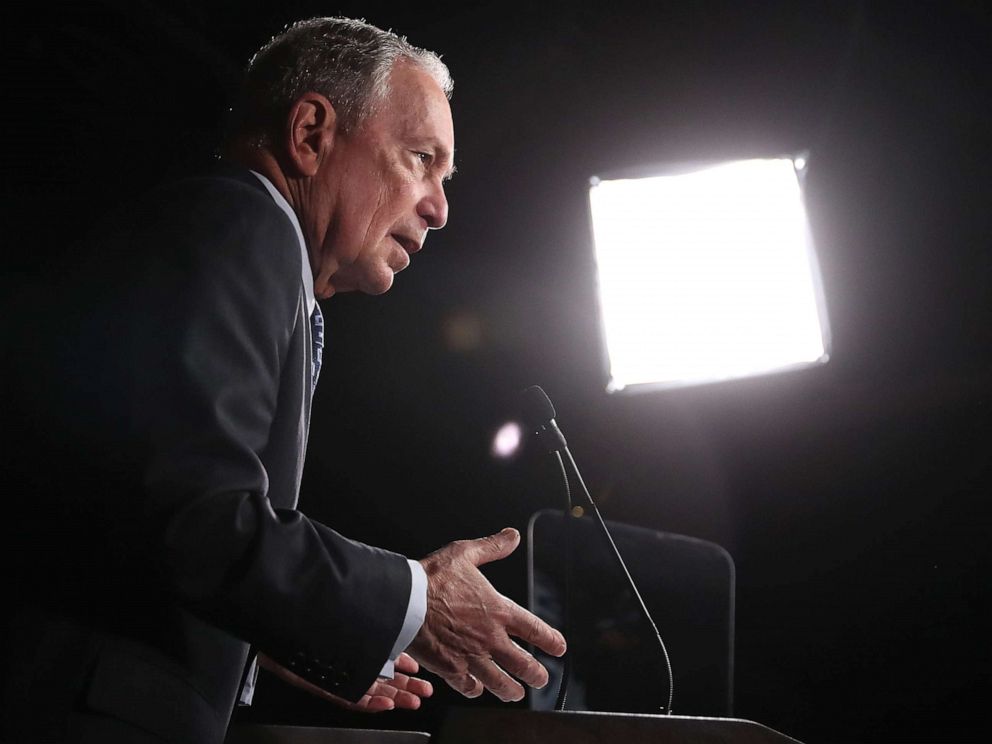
[1,17,564,744]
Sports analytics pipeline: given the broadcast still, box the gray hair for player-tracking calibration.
[230,17,452,144]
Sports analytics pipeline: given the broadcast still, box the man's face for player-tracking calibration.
[308,60,455,298]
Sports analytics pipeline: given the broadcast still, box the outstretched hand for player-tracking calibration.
[258,652,433,712]
[407,527,567,702]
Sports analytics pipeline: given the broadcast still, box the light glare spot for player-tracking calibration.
[491,421,523,459]
[442,310,483,352]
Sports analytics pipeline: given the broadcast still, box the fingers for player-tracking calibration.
[388,671,433,699]
[441,671,484,699]
[506,604,567,658]
[466,604,563,694]
[465,657,526,703]
[359,694,395,712]
[413,528,566,704]
[366,688,415,711]
[257,652,433,714]
[389,691,422,710]
[459,527,520,567]
[366,673,433,711]
[418,653,519,702]
[394,652,420,675]
[491,639,550,690]
[444,645,546,703]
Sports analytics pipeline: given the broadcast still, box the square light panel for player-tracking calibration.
[588,156,830,392]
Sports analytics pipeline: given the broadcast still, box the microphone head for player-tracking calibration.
[521,385,556,428]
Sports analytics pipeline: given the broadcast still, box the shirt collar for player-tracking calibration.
[249,169,316,316]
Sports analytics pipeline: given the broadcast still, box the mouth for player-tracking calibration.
[391,234,423,255]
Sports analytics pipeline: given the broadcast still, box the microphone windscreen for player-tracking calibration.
[521,385,556,428]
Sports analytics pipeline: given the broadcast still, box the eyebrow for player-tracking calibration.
[436,148,457,181]
[408,134,456,180]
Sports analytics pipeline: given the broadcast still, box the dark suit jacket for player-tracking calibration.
[1,164,411,743]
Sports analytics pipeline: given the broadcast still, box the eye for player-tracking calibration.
[413,151,433,167]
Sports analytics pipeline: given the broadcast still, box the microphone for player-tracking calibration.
[520,385,567,453]
[521,385,675,715]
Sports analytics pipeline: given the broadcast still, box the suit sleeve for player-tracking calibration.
[124,177,410,701]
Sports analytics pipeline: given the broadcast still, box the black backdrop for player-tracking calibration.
[4,2,989,742]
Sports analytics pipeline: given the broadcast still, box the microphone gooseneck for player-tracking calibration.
[551,449,573,712]
[522,385,675,715]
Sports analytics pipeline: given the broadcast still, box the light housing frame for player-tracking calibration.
[587,152,831,393]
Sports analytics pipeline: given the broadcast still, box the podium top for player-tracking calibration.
[435,708,804,744]
[225,725,430,744]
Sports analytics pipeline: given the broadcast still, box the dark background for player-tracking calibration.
[4,1,989,742]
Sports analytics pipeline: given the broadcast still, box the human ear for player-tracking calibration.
[283,93,337,177]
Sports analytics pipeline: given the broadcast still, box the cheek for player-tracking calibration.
[380,171,419,217]
[346,166,416,253]
[358,186,399,245]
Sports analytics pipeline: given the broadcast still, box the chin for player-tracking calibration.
[360,271,396,296]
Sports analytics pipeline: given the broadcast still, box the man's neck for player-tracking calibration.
[224,139,339,301]
[228,144,296,208]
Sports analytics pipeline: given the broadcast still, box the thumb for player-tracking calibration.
[462,527,520,567]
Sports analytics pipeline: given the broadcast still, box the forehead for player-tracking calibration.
[367,60,454,159]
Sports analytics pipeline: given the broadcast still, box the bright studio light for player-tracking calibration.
[588,156,830,391]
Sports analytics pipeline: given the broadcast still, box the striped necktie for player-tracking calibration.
[310,303,324,393]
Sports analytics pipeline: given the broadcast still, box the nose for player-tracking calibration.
[418,178,449,230]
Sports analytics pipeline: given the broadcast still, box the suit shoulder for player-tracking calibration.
[153,173,295,235]
[131,172,303,282]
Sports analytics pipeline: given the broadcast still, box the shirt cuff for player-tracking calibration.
[378,559,428,679]
[238,656,259,705]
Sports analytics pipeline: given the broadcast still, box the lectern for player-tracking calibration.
[435,708,804,744]
[527,510,736,716]
[227,710,804,744]
[225,725,429,744]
